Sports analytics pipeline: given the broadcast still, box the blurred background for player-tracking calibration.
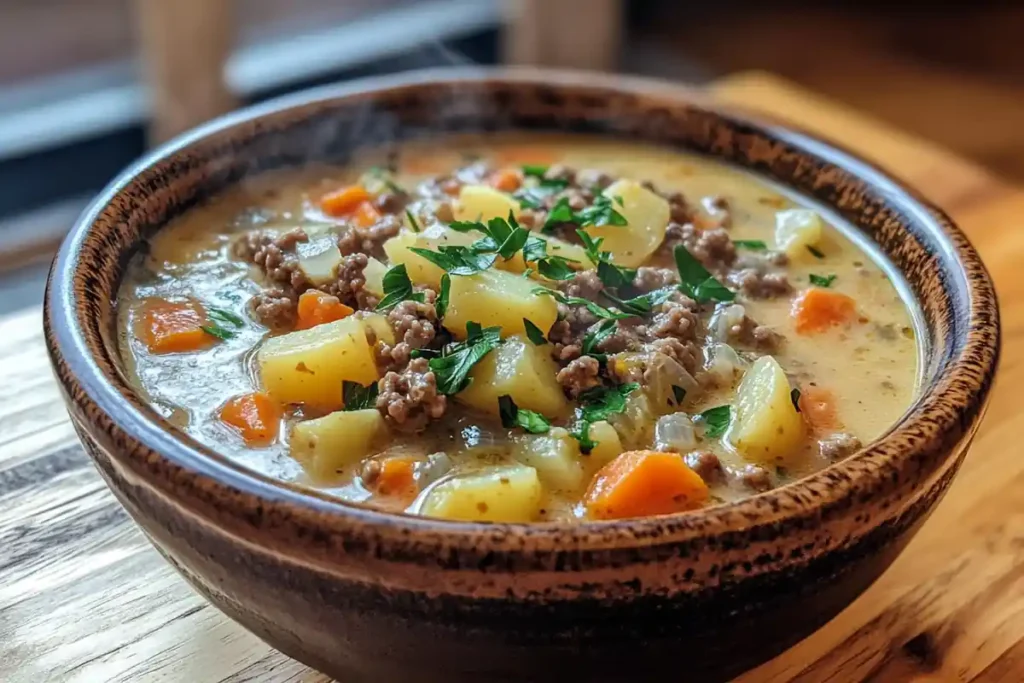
[1,0,1020,313]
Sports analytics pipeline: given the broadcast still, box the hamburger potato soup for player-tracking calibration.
[118,134,918,522]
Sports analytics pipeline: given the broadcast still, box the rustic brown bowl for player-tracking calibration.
[44,69,999,682]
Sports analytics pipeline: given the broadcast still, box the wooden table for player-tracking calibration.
[2,73,1021,682]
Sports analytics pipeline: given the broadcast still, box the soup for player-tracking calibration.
[118,134,917,523]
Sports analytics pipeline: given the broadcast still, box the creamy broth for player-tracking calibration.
[118,134,917,522]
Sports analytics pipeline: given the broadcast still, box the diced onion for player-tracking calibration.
[654,413,697,453]
[709,303,747,342]
[704,342,746,387]
[643,352,700,415]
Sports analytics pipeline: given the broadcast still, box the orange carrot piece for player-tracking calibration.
[370,456,419,500]
[295,290,354,330]
[218,392,281,447]
[351,201,381,228]
[320,185,372,217]
[583,451,709,520]
[489,168,522,192]
[799,385,840,432]
[136,298,215,354]
[792,288,858,335]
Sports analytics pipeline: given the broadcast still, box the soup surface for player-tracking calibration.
[118,134,917,523]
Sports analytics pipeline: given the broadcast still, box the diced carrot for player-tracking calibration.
[136,298,215,354]
[371,456,419,498]
[792,288,858,335]
[489,168,522,193]
[295,290,354,330]
[583,451,709,520]
[320,185,372,217]
[218,392,281,447]
[352,201,381,228]
[799,385,840,432]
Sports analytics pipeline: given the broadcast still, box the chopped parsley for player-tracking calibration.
[809,273,837,288]
[522,235,548,263]
[375,264,426,311]
[582,319,617,359]
[577,229,636,288]
[700,405,731,438]
[807,245,826,259]
[570,382,640,452]
[790,387,802,412]
[428,322,502,394]
[521,165,568,188]
[442,212,529,263]
[733,239,767,250]
[541,197,576,233]
[532,287,633,321]
[405,209,421,233]
[537,256,579,281]
[523,318,548,345]
[498,395,551,434]
[513,186,556,210]
[673,245,735,303]
[575,195,628,228]
[601,286,678,316]
[202,306,245,340]
[342,381,379,410]
[408,246,498,276]
[435,273,451,319]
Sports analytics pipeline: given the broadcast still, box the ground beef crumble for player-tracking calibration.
[324,253,371,309]
[818,433,862,461]
[246,227,311,291]
[734,464,773,492]
[728,267,792,299]
[337,214,401,258]
[728,314,784,353]
[376,358,447,433]
[685,450,724,485]
[632,267,679,292]
[559,271,604,300]
[664,223,736,273]
[250,287,297,331]
[556,356,602,397]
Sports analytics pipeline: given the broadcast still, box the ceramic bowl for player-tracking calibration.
[44,69,999,682]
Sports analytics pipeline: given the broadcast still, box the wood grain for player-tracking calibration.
[2,73,1021,681]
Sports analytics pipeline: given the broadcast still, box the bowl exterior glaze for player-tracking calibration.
[45,70,999,682]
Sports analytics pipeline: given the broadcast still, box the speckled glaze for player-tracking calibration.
[44,69,999,682]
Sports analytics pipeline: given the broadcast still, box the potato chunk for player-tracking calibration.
[359,312,395,345]
[727,356,805,464]
[382,224,477,287]
[442,269,558,340]
[587,421,624,467]
[362,256,389,298]
[291,409,386,479]
[456,335,568,417]
[419,465,542,522]
[454,184,519,223]
[257,317,377,410]
[775,209,824,258]
[514,429,584,491]
[296,233,342,286]
[579,179,670,267]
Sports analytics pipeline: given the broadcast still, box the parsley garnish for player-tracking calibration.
[575,195,628,228]
[522,235,548,263]
[570,382,640,453]
[807,245,826,259]
[428,322,502,394]
[409,246,498,276]
[342,380,379,410]
[435,273,451,319]
[513,186,555,210]
[673,245,735,303]
[790,388,802,412]
[542,197,575,233]
[537,256,578,281]
[375,264,426,311]
[582,319,617,359]
[521,165,568,188]
[498,395,551,434]
[601,286,678,316]
[532,287,632,321]
[523,318,548,345]
[202,307,245,340]
[700,405,731,438]
[671,385,687,406]
[576,229,636,287]
[440,212,529,264]
[405,209,421,233]
[809,273,837,288]
[733,239,767,250]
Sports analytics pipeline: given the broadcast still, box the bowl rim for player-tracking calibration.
[45,66,1000,554]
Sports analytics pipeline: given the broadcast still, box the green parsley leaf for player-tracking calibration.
[807,245,826,259]
[532,287,632,321]
[448,220,488,233]
[376,264,426,311]
[569,382,640,452]
[342,381,379,411]
[575,228,604,262]
[575,195,628,228]
[522,165,569,189]
[601,286,678,316]
[673,245,735,303]
[522,268,534,278]
[791,387,802,412]
[700,405,731,438]
[570,421,598,453]
[809,273,837,288]
[522,235,548,263]
[521,164,548,179]
[498,395,551,434]
[429,323,502,394]
[202,306,245,340]
[596,260,635,289]
[537,256,578,281]
[408,246,498,276]
[513,187,553,210]
[523,318,548,346]
[405,210,421,233]
[733,239,767,250]
[582,319,617,358]
[542,197,575,234]
[436,273,451,319]
[671,385,687,406]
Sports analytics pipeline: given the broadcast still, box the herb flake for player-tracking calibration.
[342,381,379,411]
[376,264,426,311]
[809,273,837,288]
[807,245,826,259]
[202,306,245,340]
[791,387,802,412]
[435,273,451,319]
[673,245,735,303]
[523,318,548,346]
[428,322,502,394]
[700,405,731,438]
[498,395,551,434]
[733,239,767,250]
